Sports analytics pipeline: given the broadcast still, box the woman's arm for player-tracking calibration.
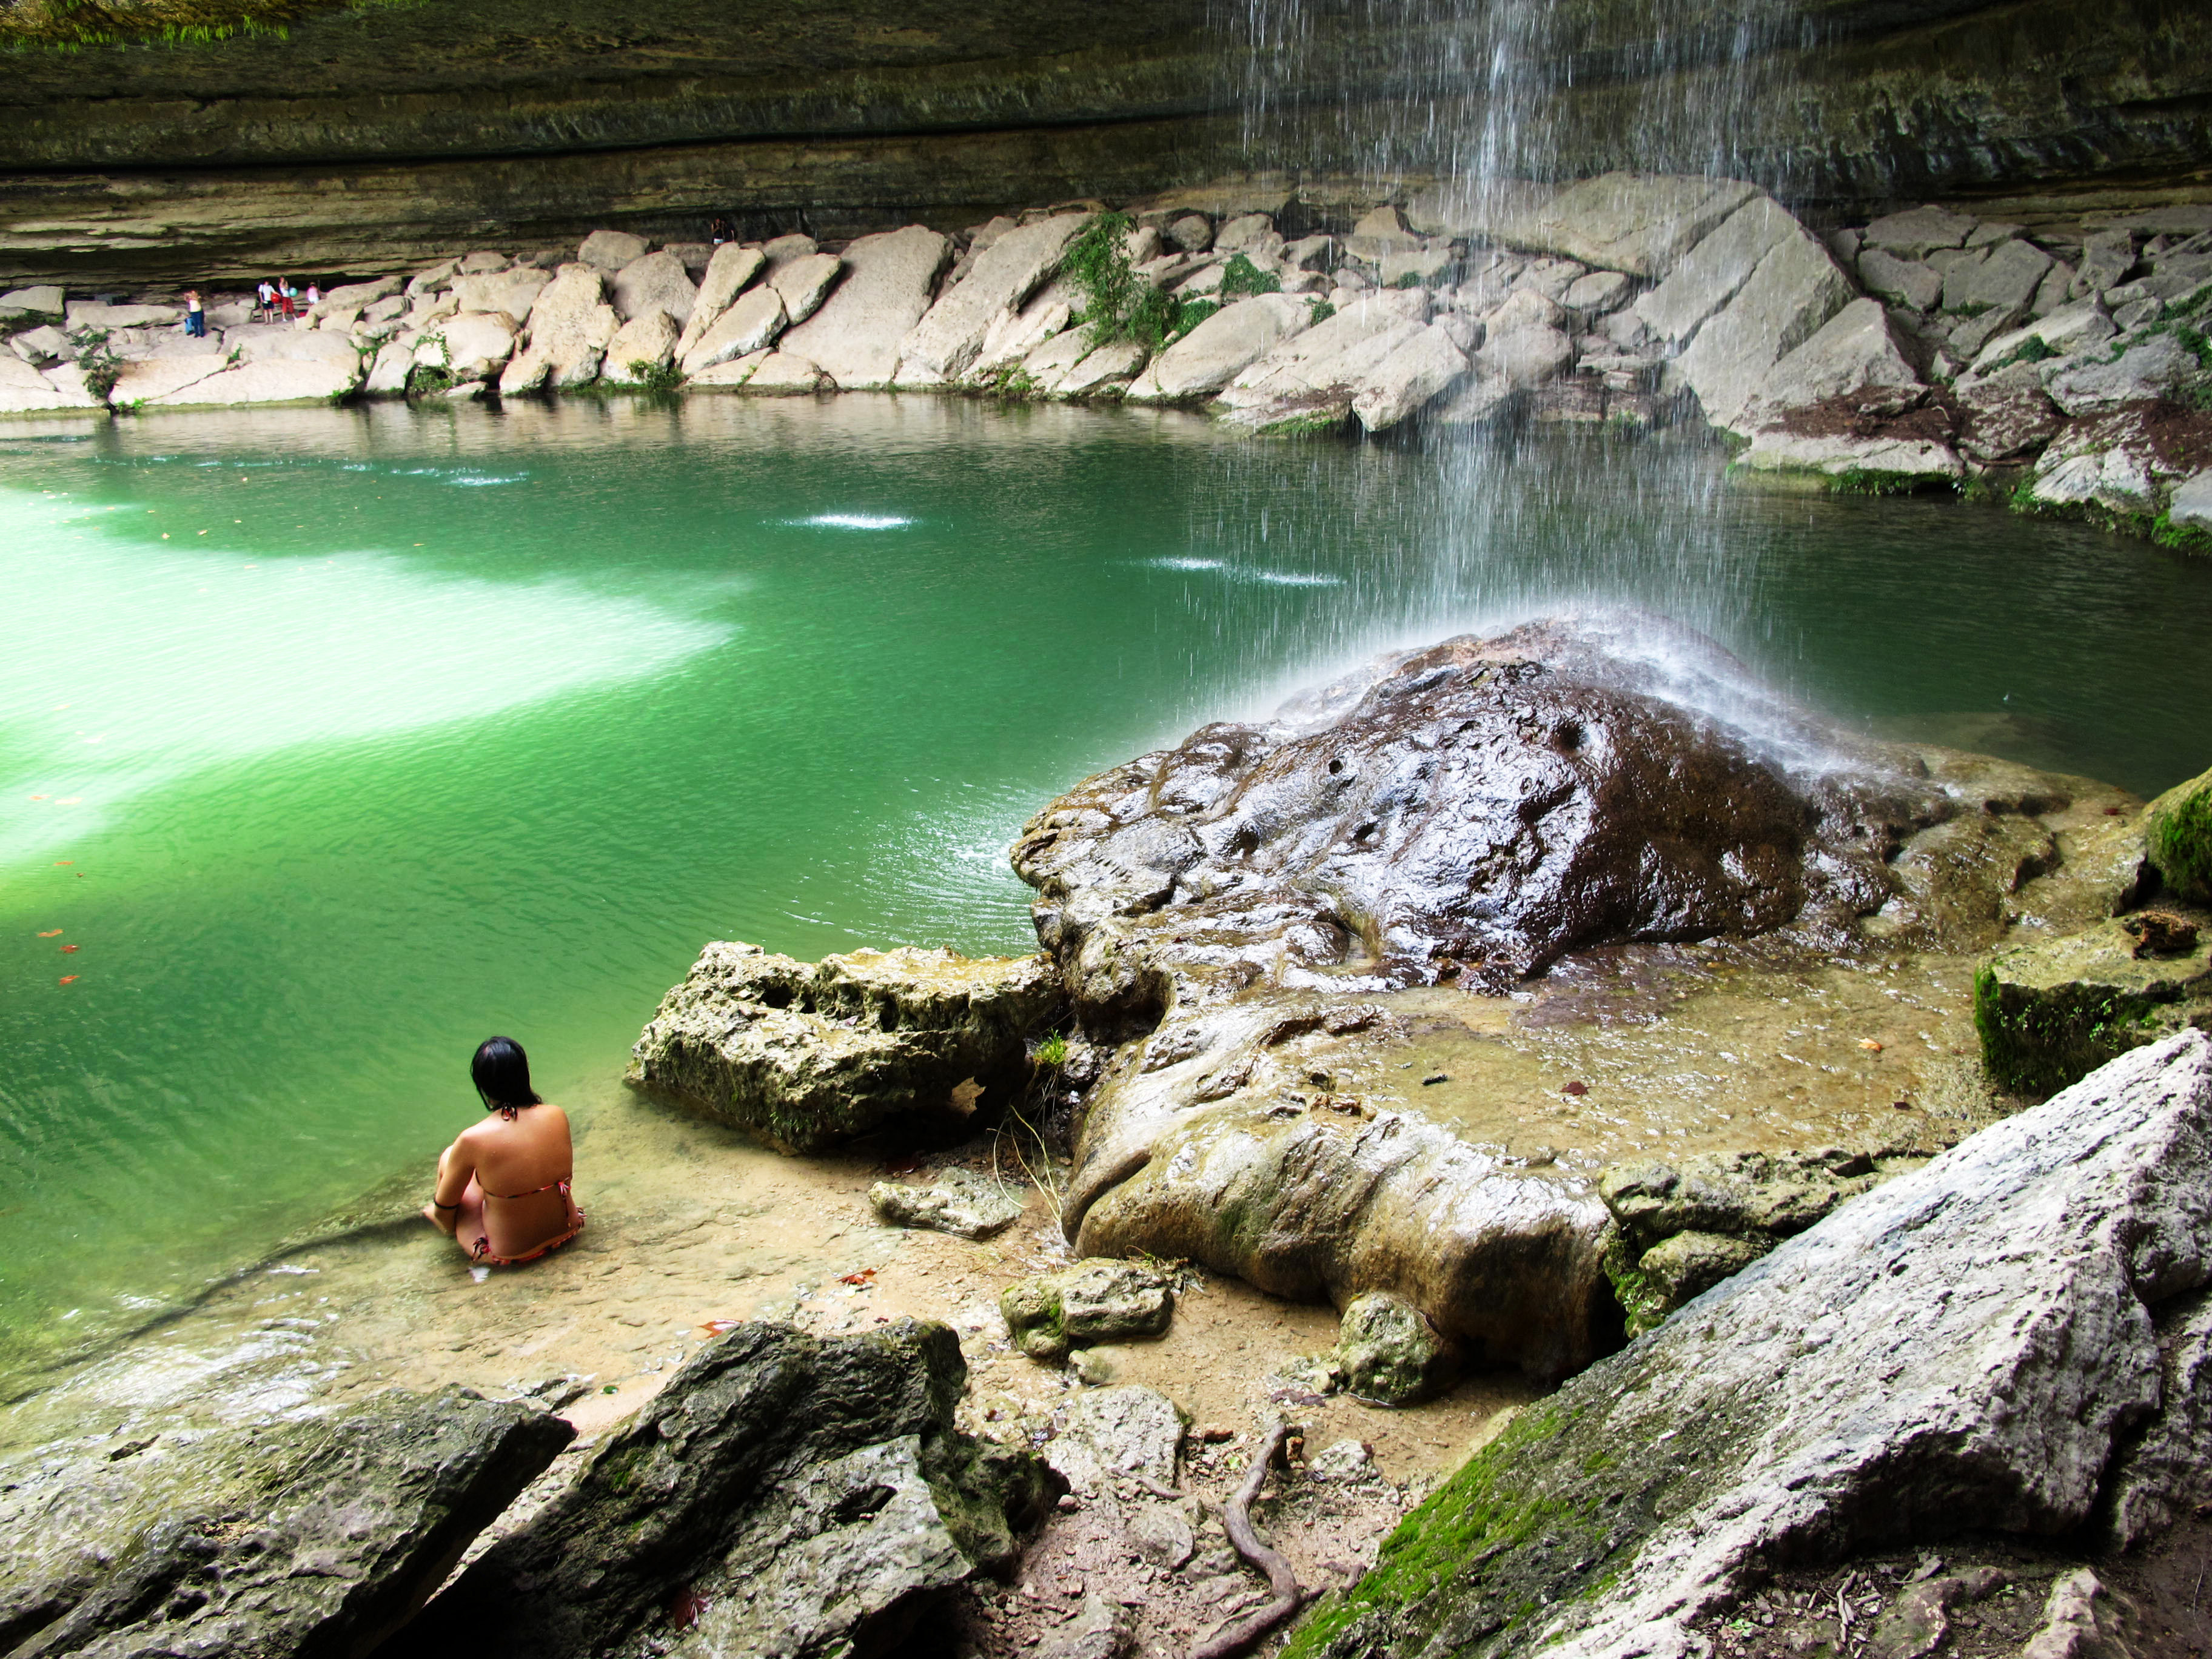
[429,1138,474,1236]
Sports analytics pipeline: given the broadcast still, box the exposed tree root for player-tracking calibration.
[1191,1420,1305,1659]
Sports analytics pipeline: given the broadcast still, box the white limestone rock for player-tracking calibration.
[1862,203,1977,260]
[1042,1386,1185,1495]
[363,341,414,396]
[1744,298,1924,423]
[501,264,618,394]
[1474,321,1575,388]
[229,329,360,366]
[457,250,509,274]
[760,233,819,272]
[1738,430,1963,483]
[970,280,1077,378]
[434,312,520,381]
[1666,223,1855,431]
[0,354,102,413]
[452,268,548,322]
[777,227,949,392]
[608,252,697,327]
[1965,300,2117,377]
[0,284,65,323]
[1057,340,1148,397]
[1352,324,1470,431]
[687,350,770,388]
[407,259,460,297]
[677,286,787,377]
[600,310,681,384]
[1480,1034,2212,1659]
[1215,213,1278,253]
[675,245,768,362]
[1123,293,1310,402]
[1955,363,2064,463]
[1164,214,1213,253]
[1561,269,1631,315]
[317,275,403,314]
[1940,239,2053,320]
[1217,304,1427,430]
[1408,172,1758,278]
[107,356,229,404]
[8,323,69,364]
[898,212,1089,381]
[1016,331,1094,394]
[1632,194,1804,347]
[2028,405,2197,512]
[768,253,843,328]
[577,229,649,271]
[1857,247,1944,312]
[2045,332,2200,416]
[138,355,363,407]
[63,301,179,330]
[2168,469,2212,532]
[740,351,829,394]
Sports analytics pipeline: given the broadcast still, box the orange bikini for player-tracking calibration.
[471,1175,585,1265]
[467,1102,585,1265]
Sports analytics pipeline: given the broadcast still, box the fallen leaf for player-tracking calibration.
[839,1269,877,1287]
[1860,1039,1883,1052]
[59,975,78,984]
[59,944,78,953]
[697,1318,740,1336]
[1562,1080,1589,1096]
[37,930,61,937]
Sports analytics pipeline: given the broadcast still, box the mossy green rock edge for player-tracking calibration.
[2147,767,2212,906]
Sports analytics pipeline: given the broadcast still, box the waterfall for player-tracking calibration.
[1174,0,1838,731]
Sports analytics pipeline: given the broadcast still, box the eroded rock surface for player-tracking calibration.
[0,1386,569,1658]
[1013,617,2134,1379]
[870,1168,1026,1239]
[417,1319,1053,1659]
[1002,1259,1174,1362]
[1287,1033,2212,1659]
[629,940,1065,1153]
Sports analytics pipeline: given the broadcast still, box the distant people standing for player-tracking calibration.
[278,278,297,320]
[304,281,321,307]
[709,216,733,246]
[182,290,206,338]
[256,279,275,321]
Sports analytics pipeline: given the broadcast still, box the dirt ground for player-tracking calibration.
[1688,1518,2212,1659]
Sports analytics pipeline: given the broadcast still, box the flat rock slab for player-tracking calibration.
[779,226,948,391]
[0,1385,569,1659]
[870,1168,1026,1239]
[1286,1033,2212,1659]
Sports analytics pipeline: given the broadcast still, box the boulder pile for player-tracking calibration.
[4,180,2203,546]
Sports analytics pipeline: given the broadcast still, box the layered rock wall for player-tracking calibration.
[0,0,2205,285]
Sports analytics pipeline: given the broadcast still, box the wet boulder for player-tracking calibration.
[1597,1146,1895,1333]
[631,940,1064,1152]
[0,1386,570,1658]
[1002,1258,1174,1362]
[1334,1291,1462,1405]
[1288,1034,2212,1659]
[1975,913,2212,1095]
[417,1320,1054,1659]
[2147,762,2212,904]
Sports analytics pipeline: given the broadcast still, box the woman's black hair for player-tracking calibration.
[471,1036,543,1110]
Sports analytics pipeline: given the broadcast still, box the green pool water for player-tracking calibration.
[2,394,2210,1388]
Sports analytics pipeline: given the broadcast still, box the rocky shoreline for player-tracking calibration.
[8,616,2212,1655]
[4,174,2209,549]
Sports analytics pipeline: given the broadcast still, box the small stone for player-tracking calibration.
[1002,1259,1173,1361]
[1307,1438,1373,1480]
[869,1169,1024,1239]
[1127,1502,1195,1569]
[1335,1290,1461,1406]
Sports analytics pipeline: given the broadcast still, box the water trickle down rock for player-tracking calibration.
[1011,615,2121,1379]
[1286,1032,2212,1659]
[413,1319,1056,1659]
[629,940,1066,1153]
[0,1386,572,1659]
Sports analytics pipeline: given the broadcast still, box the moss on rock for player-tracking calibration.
[1975,919,2212,1096]
[2147,766,2212,905]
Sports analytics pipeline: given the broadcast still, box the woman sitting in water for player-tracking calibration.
[423,1036,585,1265]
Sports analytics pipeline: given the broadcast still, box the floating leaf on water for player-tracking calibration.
[37,930,61,937]
[59,975,78,984]
[59,945,78,953]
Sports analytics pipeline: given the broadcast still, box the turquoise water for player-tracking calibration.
[2,394,2210,1384]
